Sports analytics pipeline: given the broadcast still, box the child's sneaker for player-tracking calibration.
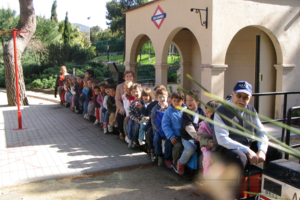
[128,139,132,148]
[158,156,164,166]
[114,121,118,128]
[125,136,129,143]
[151,152,157,162]
[132,141,138,149]
[83,114,86,119]
[103,127,107,134]
[172,164,178,173]
[138,139,145,146]
[94,120,99,125]
[164,160,173,169]
[108,124,113,132]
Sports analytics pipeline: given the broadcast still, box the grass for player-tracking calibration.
[96,54,181,65]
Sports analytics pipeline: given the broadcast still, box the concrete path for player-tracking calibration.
[0,88,299,189]
[0,92,151,188]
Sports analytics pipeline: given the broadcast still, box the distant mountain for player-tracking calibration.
[72,23,89,32]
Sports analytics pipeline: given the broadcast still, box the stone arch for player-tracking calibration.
[126,34,156,83]
[224,26,279,118]
[160,27,202,89]
[128,34,156,64]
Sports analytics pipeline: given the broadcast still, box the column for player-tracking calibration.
[200,64,227,105]
[178,62,192,89]
[154,63,169,87]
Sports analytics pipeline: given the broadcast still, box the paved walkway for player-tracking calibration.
[0,89,299,189]
[0,91,151,188]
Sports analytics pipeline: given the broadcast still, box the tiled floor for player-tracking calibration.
[0,93,150,188]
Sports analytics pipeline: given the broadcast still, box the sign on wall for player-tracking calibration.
[151,5,166,29]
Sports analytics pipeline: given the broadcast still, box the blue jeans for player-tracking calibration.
[79,94,86,107]
[179,138,197,164]
[67,92,72,104]
[83,100,88,114]
[153,132,171,159]
[139,122,147,140]
[104,110,109,123]
[127,119,139,141]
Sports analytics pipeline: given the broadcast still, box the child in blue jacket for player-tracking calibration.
[162,90,186,168]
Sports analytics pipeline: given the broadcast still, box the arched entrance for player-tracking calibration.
[128,34,156,84]
[225,26,277,118]
[162,28,202,90]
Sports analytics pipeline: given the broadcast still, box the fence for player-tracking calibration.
[284,106,300,162]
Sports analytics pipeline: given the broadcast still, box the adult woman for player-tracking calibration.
[55,66,69,104]
[115,70,134,139]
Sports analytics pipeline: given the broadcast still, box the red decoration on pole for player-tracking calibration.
[0,29,28,130]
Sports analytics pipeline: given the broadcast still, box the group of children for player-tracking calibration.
[58,68,220,176]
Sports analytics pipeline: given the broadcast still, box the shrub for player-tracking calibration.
[31,79,44,88]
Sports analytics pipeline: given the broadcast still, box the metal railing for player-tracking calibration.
[284,106,300,163]
[252,91,300,142]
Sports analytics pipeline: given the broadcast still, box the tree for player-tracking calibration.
[106,0,148,36]
[50,0,58,23]
[62,12,71,44]
[0,8,18,49]
[91,25,101,33]
[34,16,60,43]
[3,0,36,106]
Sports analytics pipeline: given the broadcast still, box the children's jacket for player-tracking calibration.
[198,120,214,178]
[129,99,145,121]
[162,104,186,140]
[155,111,166,138]
[107,96,116,114]
[181,106,205,141]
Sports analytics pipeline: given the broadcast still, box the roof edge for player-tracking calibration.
[123,0,161,13]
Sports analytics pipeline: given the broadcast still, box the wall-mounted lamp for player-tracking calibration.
[190,7,208,29]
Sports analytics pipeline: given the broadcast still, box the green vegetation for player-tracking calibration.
[96,54,181,66]
[0,2,180,89]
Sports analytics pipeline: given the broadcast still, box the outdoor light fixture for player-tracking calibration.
[191,7,208,29]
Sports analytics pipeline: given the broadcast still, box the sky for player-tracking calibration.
[1,0,110,29]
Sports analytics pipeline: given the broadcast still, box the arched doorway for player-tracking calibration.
[225,26,277,118]
[162,28,202,90]
[128,34,156,85]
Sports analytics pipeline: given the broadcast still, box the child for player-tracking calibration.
[84,79,93,119]
[177,90,205,175]
[66,76,73,108]
[106,84,117,133]
[105,78,115,85]
[137,87,154,145]
[121,81,135,141]
[128,83,144,148]
[162,90,186,169]
[151,88,172,166]
[87,79,97,119]
[197,100,220,177]
[93,85,102,125]
[97,82,106,126]
[102,84,110,134]
[85,69,94,79]
[143,85,165,160]
[74,75,84,114]
[80,78,88,118]
[61,79,68,105]
[70,76,77,111]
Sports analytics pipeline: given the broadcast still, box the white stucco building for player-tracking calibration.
[124,0,300,118]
